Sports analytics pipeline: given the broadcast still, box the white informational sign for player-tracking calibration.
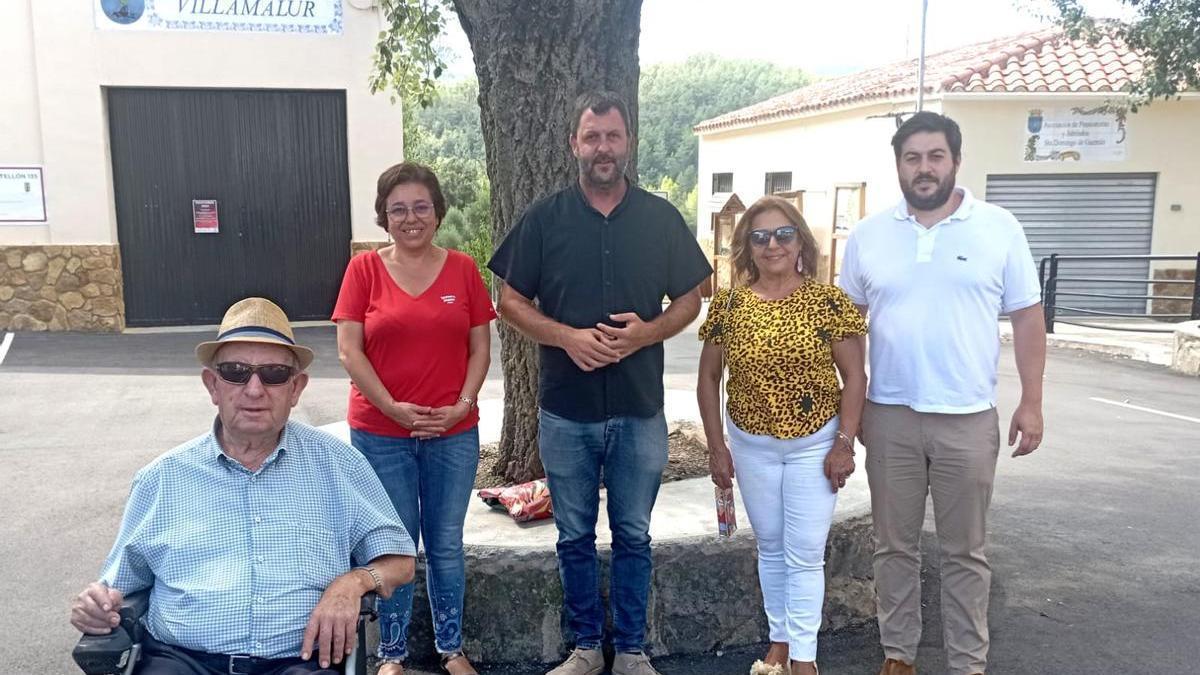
[1023,106,1128,162]
[94,0,343,34]
[0,167,47,223]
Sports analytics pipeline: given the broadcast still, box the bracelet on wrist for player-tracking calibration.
[354,565,383,593]
[835,430,856,455]
[457,395,476,408]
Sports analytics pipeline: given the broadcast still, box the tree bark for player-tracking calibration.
[452,0,642,483]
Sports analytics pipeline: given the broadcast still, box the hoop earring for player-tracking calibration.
[795,255,804,274]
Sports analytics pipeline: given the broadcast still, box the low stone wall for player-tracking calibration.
[0,245,124,331]
[369,514,876,666]
[1171,321,1200,376]
[351,240,388,256]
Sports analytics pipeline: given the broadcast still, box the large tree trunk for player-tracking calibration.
[452,0,642,483]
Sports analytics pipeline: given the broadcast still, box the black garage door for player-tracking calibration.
[108,88,352,326]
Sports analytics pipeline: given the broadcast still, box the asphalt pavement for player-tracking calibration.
[2,322,1198,674]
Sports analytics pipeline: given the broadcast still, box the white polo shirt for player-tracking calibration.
[839,187,1041,414]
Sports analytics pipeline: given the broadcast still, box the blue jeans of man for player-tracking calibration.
[538,408,669,654]
[350,426,480,661]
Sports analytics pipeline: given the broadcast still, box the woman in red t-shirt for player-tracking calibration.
[333,162,495,675]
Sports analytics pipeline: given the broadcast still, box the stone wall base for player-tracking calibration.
[351,240,389,256]
[369,515,876,665]
[1151,267,1197,318]
[0,245,125,332]
[1171,321,1200,376]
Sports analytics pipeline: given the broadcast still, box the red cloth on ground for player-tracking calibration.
[332,249,496,438]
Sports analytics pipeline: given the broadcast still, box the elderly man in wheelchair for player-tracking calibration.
[69,298,416,675]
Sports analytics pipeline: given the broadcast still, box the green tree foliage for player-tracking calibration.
[368,0,448,106]
[638,54,809,202]
[402,55,809,245]
[1051,0,1200,106]
[402,80,493,289]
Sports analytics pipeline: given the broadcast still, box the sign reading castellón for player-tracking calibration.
[94,0,342,34]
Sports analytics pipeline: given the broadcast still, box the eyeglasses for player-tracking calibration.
[213,362,297,386]
[748,226,799,247]
[386,203,435,221]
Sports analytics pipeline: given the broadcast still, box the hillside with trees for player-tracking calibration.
[409,54,810,251]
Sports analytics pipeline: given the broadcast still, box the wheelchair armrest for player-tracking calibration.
[72,589,150,675]
[359,591,378,622]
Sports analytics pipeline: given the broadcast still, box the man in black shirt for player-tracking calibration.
[488,91,712,675]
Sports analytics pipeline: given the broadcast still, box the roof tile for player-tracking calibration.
[695,29,1146,133]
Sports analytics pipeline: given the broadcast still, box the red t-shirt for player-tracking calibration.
[332,249,496,437]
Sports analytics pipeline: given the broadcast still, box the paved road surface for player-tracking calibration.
[2,324,1197,674]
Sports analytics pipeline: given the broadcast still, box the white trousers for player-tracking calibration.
[728,416,839,661]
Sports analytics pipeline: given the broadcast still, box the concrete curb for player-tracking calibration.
[1000,329,1173,365]
[1171,321,1200,375]
[367,513,877,665]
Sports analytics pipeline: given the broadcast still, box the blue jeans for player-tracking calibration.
[538,408,668,654]
[350,426,480,661]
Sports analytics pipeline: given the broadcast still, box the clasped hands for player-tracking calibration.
[561,312,654,372]
[387,398,471,437]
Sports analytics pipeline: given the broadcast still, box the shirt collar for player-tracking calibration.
[572,177,636,219]
[209,417,290,472]
[892,186,975,224]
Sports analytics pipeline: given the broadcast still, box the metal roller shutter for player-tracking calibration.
[985,173,1155,316]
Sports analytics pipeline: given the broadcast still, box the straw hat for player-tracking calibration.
[194,297,315,370]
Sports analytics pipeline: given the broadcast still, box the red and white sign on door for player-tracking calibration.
[193,199,219,234]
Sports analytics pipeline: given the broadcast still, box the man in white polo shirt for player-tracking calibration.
[839,111,1047,675]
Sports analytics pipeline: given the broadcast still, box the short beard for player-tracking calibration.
[579,155,628,190]
[901,172,957,211]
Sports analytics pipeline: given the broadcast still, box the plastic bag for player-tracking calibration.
[478,479,554,522]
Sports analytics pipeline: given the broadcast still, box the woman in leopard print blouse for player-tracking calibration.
[697,196,867,675]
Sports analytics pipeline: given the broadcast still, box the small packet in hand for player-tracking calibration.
[714,485,737,537]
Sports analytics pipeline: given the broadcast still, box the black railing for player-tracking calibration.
[1039,253,1200,334]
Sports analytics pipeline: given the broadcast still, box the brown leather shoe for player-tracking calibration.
[877,658,916,675]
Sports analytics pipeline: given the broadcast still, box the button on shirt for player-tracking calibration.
[488,182,713,421]
[99,420,415,659]
[838,188,1041,413]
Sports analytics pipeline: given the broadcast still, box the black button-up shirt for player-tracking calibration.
[488,181,713,421]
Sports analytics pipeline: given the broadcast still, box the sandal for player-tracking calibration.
[441,651,479,675]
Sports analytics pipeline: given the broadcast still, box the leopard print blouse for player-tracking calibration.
[699,282,866,439]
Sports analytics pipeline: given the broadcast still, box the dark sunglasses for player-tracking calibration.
[748,226,799,247]
[213,362,297,386]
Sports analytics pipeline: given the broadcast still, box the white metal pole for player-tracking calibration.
[917,0,929,110]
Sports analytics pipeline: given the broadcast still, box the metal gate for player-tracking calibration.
[985,173,1156,316]
[108,88,352,326]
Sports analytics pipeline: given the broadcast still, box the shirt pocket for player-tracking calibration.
[283,525,346,591]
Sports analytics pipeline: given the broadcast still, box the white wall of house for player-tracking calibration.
[696,101,944,249]
[944,95,1200,257]
[0,0,403,246]
[697,93,1199,262]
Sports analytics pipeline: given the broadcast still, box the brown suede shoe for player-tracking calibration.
[877,658,916,675]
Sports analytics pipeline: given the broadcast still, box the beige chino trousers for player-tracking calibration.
[862,401,1000,675]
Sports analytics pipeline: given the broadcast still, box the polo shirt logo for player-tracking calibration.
[440,295,457,304]
[957,255,968,261]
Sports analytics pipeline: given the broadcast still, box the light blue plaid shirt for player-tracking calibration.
[99,419,415,659]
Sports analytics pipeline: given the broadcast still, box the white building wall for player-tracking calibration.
[696,101,943,244]
[1,0,402,246]
[697,94,1200,261]
[944,95,1200,257]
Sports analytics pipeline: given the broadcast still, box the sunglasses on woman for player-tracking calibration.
[748,225,799,247]
[213,361,297,386]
